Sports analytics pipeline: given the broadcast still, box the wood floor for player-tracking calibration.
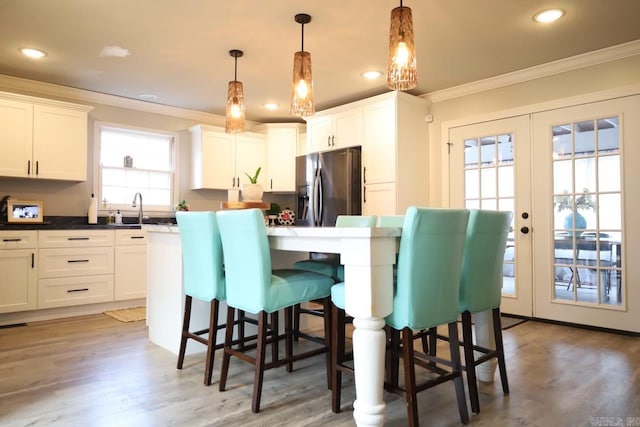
[1,314,639,427]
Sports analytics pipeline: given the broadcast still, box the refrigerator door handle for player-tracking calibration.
[312,169,320,226]
[317,170,324,226]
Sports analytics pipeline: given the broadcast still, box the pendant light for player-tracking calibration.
[386,0,417,91]
[290,13,315,117]
[225,49,246,134]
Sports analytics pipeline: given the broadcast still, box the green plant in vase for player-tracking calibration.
[241,166,263,201]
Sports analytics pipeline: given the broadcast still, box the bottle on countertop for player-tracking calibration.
[88,193,98,224]
[107,207,115,224]
[115,209,122,224]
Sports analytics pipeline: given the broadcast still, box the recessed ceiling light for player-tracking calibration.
[139,94,158,101]
[362,70,382,80]
[263,103,279,110]
[533,9,565,24]
[20,48,46,59]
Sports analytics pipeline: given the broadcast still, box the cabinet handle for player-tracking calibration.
[363,166,367,184]
[130,236,145,239]
[36,161,39,176]
[67,259,90,263]
[31,253,34,268]
[331,135,335,147]
[67,288,89,293]
[68,237,90,241]
[27,160,31,175]
[270,178,273,189]
[363,185,367,203]
[327,136,331,147]
[2,238,22,242]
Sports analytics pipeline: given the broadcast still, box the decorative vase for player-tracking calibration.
[563,211,587,236]
[240,183,263,202]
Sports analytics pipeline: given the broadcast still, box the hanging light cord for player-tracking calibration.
[300,22,305,52]
[234,56,238,82]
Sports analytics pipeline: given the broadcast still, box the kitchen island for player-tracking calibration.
[145,224,498,427]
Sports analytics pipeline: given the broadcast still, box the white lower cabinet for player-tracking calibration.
[0,231,37,313]
[363,182,397,217]
[114,229,147,300]
[38,230,115,308]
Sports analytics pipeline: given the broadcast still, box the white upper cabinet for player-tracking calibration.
[190,125,266,190]
[305,106,363,153]
[256,123,303,193]
[361,91,429,215]
[0,92,92,181]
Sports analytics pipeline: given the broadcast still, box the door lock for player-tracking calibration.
[520,226,530,234]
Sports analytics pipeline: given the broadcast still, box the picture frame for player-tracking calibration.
[7,200,44,223]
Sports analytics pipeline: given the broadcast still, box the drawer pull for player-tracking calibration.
[67,259,90,263]
[130,236,145,239]
[68,237,90,241]
[2,238,22,242]
[67,288,89,293]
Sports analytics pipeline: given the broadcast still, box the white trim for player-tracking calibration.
[424,40,640,104]
[0,74,256,126]
[0,89,93,112]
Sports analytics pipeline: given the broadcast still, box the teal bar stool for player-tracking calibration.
[458,209,513,414]
[292,215,377,343]
[216,208,335,413]
[176,211,241,386]
[331,207,470,426]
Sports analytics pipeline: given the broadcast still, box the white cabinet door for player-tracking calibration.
[115,245,147,300]
[32,104,88,181]
[190,125,266,190]
[363,182,397,216]
[191,127,235,189]
[265,127,298,192]
[333,108,363,150]
[0,249,37,313]
[307,115,333,153]
[363,99,396,184]
[235,132,266,187]
[0,98,33,178]
[114,229,147,300]
[306,108,363,153]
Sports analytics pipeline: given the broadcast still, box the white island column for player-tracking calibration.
[341,234,397,427]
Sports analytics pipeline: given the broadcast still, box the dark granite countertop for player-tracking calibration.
[0,216,176,230]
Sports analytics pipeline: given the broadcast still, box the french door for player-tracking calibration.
[449,115,533,316]
[448,95,640,332]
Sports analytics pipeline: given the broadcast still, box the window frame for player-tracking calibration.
[93,121,179,215]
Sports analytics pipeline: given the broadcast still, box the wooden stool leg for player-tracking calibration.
[252,312,269,413]
[462,311,480,414]
[219,306,236,392]
[449,321,470,424]
[493,308,510,395]
[402,327,419,427]
[204,299,219,386]
[177,295,192,369]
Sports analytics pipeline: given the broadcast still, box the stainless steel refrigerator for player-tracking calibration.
[296,146,361,227]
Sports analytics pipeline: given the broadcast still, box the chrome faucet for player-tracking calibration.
[132,192,143,224]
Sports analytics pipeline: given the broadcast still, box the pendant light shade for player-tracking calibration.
[386,2,417,91]
[290,13,315,117]
[225,49,245,134]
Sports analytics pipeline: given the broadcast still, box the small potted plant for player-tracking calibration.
[241,166,263,201]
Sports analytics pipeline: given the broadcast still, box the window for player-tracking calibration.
[96,123,177,212]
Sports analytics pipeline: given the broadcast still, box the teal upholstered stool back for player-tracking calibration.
[458,209,513,314]
[176,211,225,302]
[378,215,405,228]
[385,207,469,331]
[335,215,377,227]
[216,209,272,314]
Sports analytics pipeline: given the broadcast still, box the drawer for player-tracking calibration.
[39,247,114,279]
[0,231,38,249]
[38,275,114,308]
[38,230,114,248]
[115,229,147,246]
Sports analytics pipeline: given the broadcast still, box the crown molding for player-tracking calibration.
[423,40,640,103]
[0,74,239,126]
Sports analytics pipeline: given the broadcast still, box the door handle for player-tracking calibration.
[520,226,530,234]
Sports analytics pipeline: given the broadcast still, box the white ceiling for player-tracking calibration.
[1,0,639,122]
